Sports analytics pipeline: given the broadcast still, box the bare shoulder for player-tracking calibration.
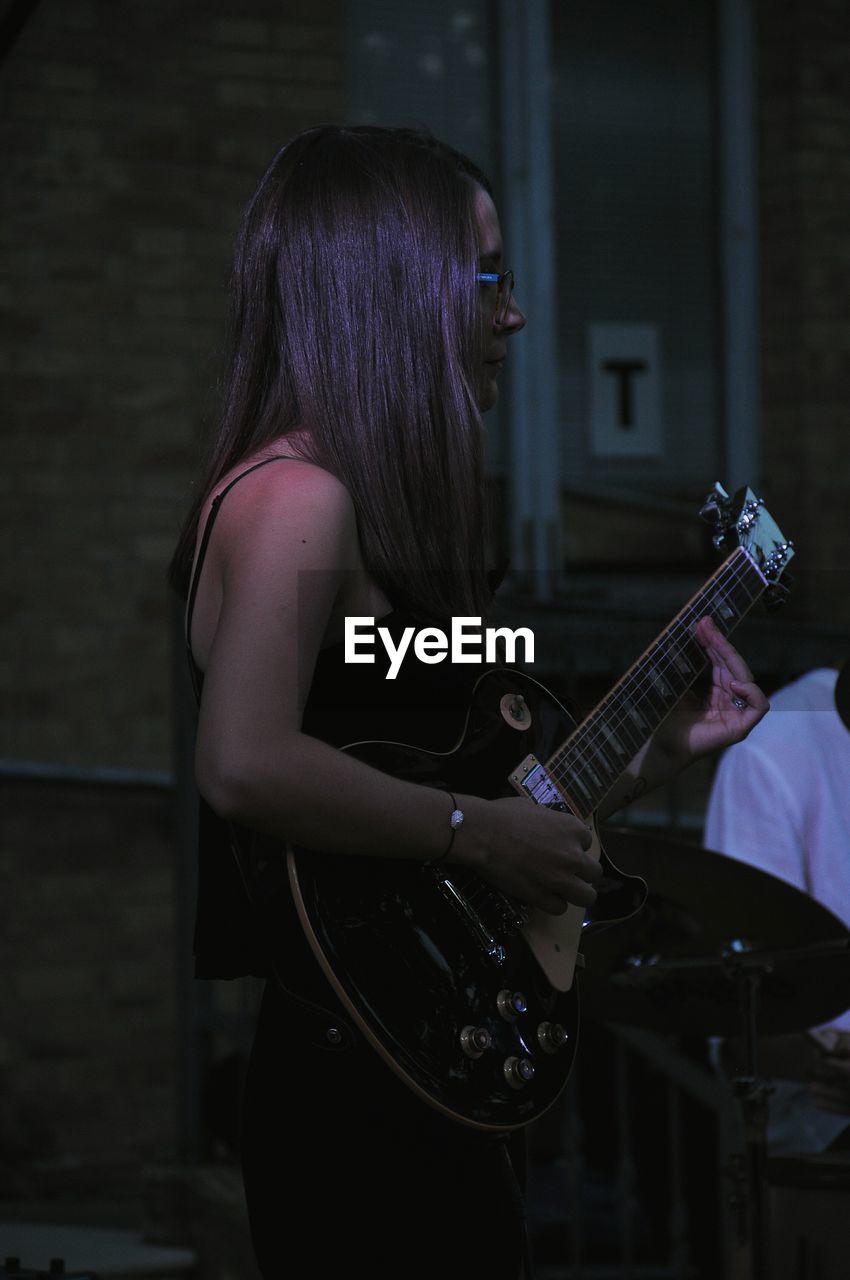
[210,456,358,571]
[189,454,360,674]
[211,454,353,528]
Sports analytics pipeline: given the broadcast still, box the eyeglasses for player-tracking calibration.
[476,269,515,326]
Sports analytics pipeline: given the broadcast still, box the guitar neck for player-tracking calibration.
[546,545,767,819]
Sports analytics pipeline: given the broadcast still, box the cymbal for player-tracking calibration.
[579,826,850,1036]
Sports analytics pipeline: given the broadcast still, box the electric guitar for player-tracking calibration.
[285,484,794,1130]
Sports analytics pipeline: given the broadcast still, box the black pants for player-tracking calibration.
[240,979,529,1278]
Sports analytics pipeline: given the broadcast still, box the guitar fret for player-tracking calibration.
[556,748,611,811]
[648,663,677,702]
[566,740,607,792]
[633,675,669,720]
[675,634,706,675]
[712,593,739,629]
[703,555,763,634]
[579,758,605,792]
[622,697,650,732]
[564,770,595,813]
[708,592,740,636]
[670,643,698,679]
[599,721,632,762]
[608,705,645,757]
[587,753,620,798]
[559,727,627,812]
[585,714,626,763]
[546,543,775,809]
[663,639,695,691]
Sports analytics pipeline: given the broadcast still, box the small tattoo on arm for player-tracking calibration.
[620,776,648,807]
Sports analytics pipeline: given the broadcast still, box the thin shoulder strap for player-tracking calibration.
[184,455,298,695]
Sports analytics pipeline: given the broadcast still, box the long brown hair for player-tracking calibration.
[169,125,496,622]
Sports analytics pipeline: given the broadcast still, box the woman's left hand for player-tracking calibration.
[655,615,769,765]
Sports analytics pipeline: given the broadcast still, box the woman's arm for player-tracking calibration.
[194,462,601,916]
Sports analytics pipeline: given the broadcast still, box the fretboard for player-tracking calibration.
[546,546,767,819]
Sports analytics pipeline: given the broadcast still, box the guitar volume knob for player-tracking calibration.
[503,1055,535,1089]
[537,1021,570,1054]
[496,989,528,1022]
[460,1025,493,1059]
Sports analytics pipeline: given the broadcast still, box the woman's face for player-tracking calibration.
[472,186,526,412]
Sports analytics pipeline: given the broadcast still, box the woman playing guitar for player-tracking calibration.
[169,124,767,1280]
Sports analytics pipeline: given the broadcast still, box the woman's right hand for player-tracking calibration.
[455,795,603,915]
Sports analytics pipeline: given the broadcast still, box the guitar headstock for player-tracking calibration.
[700,482,795,608]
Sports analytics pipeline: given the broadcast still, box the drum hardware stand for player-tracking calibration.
[720,950,775,1280]
[580,830,850,1280]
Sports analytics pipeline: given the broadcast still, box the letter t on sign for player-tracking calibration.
[588,324,662,458]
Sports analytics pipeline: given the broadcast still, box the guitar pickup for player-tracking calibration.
[510,755,568,808]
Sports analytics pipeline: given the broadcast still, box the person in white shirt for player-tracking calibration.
[704,663,850,1153]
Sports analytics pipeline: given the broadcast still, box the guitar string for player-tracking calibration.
[550,551,760,797]
[514,554,754,817]
[584,551,762,747]
[544,550,764,810]
[574,550,759,735]
[549,553,761,808]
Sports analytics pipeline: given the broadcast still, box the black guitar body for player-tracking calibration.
[288,668,647,1131]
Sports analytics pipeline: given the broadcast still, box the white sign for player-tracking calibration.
[589,323,662,458]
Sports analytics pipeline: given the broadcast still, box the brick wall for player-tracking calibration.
[757,0,850,634]
[1,0,346,1211]
[3,0,345,774]
[0,779,178,1199]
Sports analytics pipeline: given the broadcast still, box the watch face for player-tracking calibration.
[835,658,850,734]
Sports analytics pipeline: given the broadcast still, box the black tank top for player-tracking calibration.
[185,456,494,980]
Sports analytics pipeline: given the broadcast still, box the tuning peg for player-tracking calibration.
[699,481,732,528]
